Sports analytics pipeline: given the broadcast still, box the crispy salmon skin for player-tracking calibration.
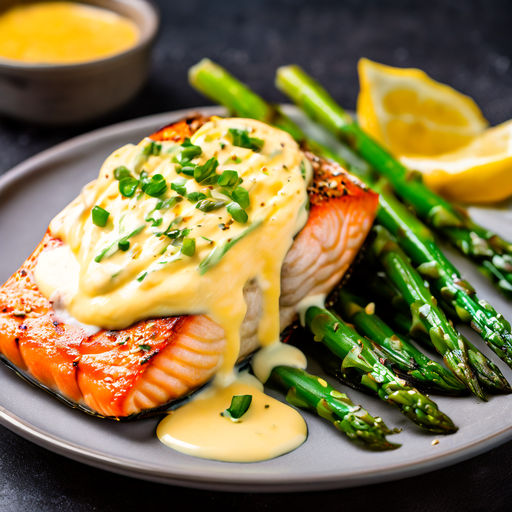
[0,115,378,418]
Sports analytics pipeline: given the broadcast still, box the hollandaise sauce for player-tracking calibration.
[34,117,313,462]
[157,373,307,462]
[0,2,139,64]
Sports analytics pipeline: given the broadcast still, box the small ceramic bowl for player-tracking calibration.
[0,0,159,125]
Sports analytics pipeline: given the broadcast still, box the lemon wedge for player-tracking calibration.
[401,120,512,203]
[357,58,488,157]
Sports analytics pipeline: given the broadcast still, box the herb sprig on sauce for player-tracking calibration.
[97,131,264,269]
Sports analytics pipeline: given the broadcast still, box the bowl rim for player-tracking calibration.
[0,0,159,71]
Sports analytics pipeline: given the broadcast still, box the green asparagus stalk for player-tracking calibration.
[275,65,512,295]
[190,59,370,173]
[369,225,512,397]
[189,58,512,385]
[304,306,457,434]
[274,65,512,366]
[376,182,512,367]
[349,269,512,394]
[335,289,466,394]
[269,365,399,450]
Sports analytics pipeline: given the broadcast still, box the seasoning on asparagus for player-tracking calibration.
[269,365,400,450]
[335,288,466,395]
[303,306,457,434]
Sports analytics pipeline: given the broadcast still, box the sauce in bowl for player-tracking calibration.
[0,1,139,64]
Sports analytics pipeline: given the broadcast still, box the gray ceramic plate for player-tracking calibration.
[1,106,511,492]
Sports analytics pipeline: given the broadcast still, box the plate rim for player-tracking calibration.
[1,106,511,492]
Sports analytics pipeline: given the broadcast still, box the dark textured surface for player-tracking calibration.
[1,0,512,509]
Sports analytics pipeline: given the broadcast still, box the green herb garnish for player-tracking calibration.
[230,186,250,209]
[139,343,151,351]
[177,165,196,177]
[91,205,110,227]
[181,237,196,257]
[118,239,130,251]
[196,198,227,212]
[217,170,240,187]
[194,157,219,185]
[164,227,191,242]
[171,177,188,196]
[119,177,139,197]
[198,221,261,274]
[186,191,207,203]
[226,202,248,223]
[94,225,145,262]
[137,272,148,282]
[221,395,252,422]
[300,160,307,180]
[142,141,161,156]
[179,138,202,163]
[145,216,163,227]
[156,196,182,211]
[159,216,182,237]
[141,174,168,197]
[229,128,264,152]
[114,166,132,180]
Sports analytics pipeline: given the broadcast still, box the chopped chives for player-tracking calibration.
[157,196,182,211]
[145,216,163,227]
[231,186,250,209]
[171,178,188,196]
[119,177,139,197]
[194,157,219,185]
[91,205,109,227]
[178,165,195,177]
[142,174,167,197]
[142,141,161,156]
[186,191,207,203]
[195,198,226,212]
[221,395,252,421]
[300,160,307,180]
[118,239,130,251]
[159,216,182,237]
[217,170,240,187]
[199,221,261,274]
[114,166,132,180]
[227,202,248,223]
[137,272,148,282]
[181,237,196,257]
[94,225,145,262]
[228,128,264,152]
[179,140,202,163]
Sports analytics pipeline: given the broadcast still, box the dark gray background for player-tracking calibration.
[1,0,512,509]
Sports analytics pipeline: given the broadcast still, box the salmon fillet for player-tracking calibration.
[0,116,378,418]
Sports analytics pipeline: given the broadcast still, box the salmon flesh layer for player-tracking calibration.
[0,116,379,418]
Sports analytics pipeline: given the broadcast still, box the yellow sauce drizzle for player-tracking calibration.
[34,117,313,462]
[157,375,307,462]
[0,2,139,64]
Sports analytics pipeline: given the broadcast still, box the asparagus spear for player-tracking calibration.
[303,306,457,434]
[275,65,512,296]
[275,65,512,351]
[269,365,399,450]
[349,269,512,394]
[189,59,369,172]
[369,225,512,396]
[189,60,510,388]
[375,182,512,368]
[335,288,466,394]
[190,59,490,377]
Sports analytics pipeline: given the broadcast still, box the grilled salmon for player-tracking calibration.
[0,116,378,418]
